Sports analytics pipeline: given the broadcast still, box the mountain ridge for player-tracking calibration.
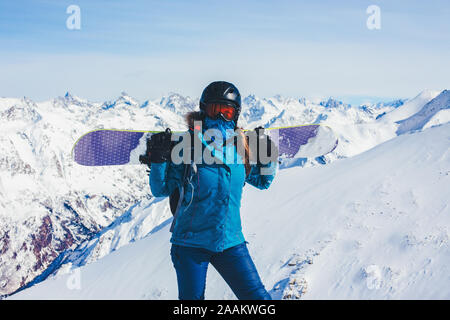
[0,89,447,297]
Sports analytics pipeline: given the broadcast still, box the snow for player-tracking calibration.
[379,90,441,123]
[10,123,450,300]
[1,88,448,298]
[423,109,450,130]
[396,90,450,134]
[294,125,338,158]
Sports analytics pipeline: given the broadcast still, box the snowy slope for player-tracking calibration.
[423,109,450,130]
[396,90,450,134]
[11,123,450,300]
[379,90,440,123]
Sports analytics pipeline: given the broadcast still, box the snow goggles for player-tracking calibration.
[204,103,236,121]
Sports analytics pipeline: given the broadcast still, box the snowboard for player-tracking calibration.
[72,125,338,166]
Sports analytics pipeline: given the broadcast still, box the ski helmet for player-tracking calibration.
[199,81,241,122]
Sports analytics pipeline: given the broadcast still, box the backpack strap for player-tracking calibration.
[169,163,192,233]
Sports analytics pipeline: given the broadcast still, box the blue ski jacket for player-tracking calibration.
[149,129,277,252]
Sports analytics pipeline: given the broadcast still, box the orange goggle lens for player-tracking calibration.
[205,103,236,121]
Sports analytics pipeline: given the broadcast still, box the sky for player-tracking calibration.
[0,0,449,104]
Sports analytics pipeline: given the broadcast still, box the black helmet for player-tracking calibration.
[199,81,241,122]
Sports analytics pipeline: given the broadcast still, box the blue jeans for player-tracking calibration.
[170,242,272,300]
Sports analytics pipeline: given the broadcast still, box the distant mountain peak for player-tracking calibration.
[415,89,441,101]
[320,97,345,108]
[159,92,197,114]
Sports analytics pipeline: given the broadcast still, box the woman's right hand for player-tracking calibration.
[148,129,173,163]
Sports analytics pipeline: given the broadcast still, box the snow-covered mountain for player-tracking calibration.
[10,123,450,299]
[377,90,441,123]
[396,90,450,134]
[1,89,448,298]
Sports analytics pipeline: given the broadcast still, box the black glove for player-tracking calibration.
[139,128,173,165]
[250,127,278,166]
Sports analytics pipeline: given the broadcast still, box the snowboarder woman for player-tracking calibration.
[149,81,277,300]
